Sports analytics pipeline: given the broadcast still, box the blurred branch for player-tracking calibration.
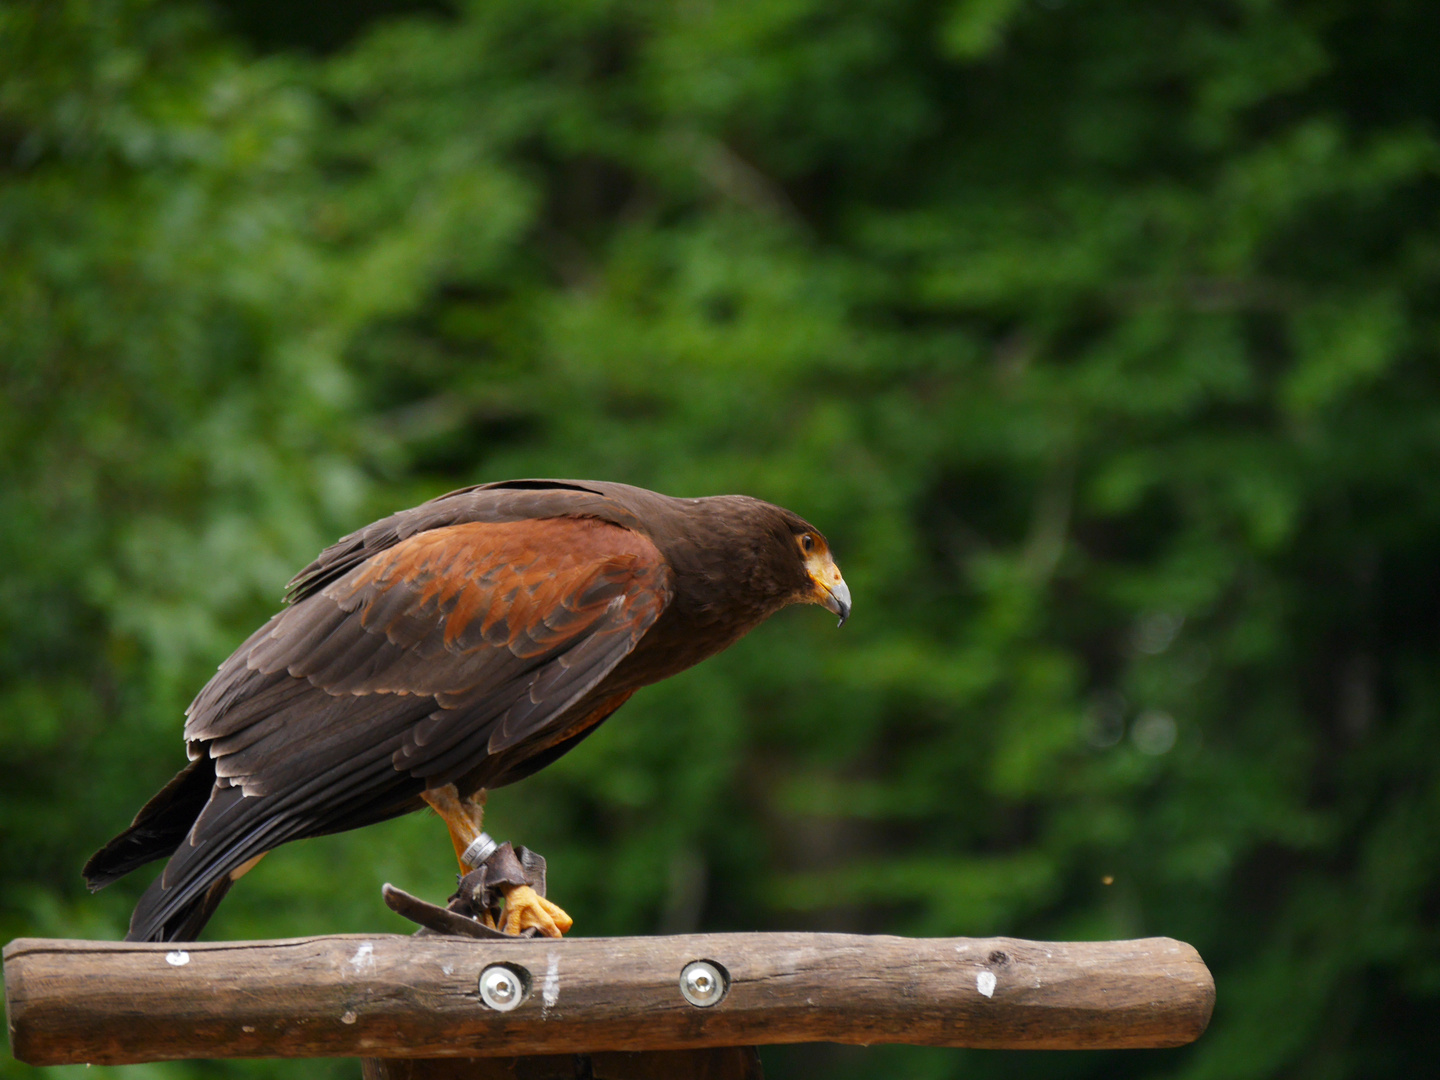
[673,131,803,224]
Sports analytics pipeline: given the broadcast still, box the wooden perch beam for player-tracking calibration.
[4,932,1213,1066]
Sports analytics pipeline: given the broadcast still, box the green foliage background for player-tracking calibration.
[3,0,1439,1076]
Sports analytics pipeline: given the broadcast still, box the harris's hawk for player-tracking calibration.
[84,479,850,941]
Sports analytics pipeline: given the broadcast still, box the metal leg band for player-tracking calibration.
[461,832,499,869]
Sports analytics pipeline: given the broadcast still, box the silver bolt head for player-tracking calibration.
[679,960,727,1007]
[479,965,524,1011]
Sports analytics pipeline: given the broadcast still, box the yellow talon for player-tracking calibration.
[499,884,573,937]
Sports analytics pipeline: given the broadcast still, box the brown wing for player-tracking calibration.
[123,515,670,941]
[281,480,645,605]
[187,516,672,793]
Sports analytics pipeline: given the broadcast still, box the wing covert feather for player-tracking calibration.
[183,516,671,797]
[283,481,644,605]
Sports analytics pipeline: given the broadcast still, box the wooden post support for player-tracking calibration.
[4,932,1213,1068]
[359,1046,765,1080]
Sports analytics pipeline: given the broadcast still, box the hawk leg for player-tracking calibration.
[421,784,572,938]
[422,784,488,868]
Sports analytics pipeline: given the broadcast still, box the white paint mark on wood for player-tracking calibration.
[542,952,561,1011]
[977,970,997,998]
[346,943,376,976]
[164,951,189,967]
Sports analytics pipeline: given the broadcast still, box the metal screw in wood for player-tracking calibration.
[679,960,727,1007]
[479,965,526,1011]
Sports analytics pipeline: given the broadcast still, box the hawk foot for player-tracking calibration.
[499,884,573,937]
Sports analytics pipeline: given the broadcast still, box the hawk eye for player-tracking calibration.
[800,534,815,553]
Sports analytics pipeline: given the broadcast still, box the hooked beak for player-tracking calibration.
[821,578,852,628]
[806,549,852,628]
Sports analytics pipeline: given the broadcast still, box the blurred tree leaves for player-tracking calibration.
[4,1,1440,1078]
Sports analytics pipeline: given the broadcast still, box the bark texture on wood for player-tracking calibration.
[4,932,1213,1066]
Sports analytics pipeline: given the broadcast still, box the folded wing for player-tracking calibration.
[120,515,671,940]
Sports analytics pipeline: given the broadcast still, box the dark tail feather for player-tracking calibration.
[127,872,235,943]
[111,752,423,942]
[83,758,217,891]
[121,783,277,942]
